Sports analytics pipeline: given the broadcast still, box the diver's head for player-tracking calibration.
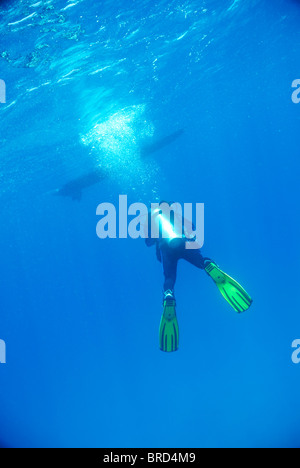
[159,200,174,205]
[149,200,173,212]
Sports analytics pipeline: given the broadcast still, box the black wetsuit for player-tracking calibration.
[146,237,210,293]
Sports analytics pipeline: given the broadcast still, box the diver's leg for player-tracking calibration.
[161,247,178,296]
[159,247,179,352]
[181,248,253,312]
[181,246,210,270]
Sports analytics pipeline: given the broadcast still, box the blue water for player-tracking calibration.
[1,0,300,448]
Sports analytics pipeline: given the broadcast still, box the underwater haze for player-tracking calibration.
[0,0,300,448]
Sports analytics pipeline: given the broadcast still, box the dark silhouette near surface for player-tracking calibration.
[55,129,184,201]
[55,169,106,201]
[141,129,184,157]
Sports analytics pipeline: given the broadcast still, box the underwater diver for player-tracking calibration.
[55,130,184,201]
[146,203,253,353]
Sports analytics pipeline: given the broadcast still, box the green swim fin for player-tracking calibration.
[205,262,253,313]
[159,292,179,352]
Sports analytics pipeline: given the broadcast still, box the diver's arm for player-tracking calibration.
[145,238,156,247]
[145,238,161,264]
[156,243,162,263]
